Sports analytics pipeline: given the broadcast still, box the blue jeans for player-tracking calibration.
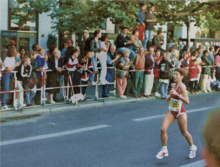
[24,84,37,105]
[102,68,114,96]
[89,55,98,83]
[211,80,220,88]
[160,81,169,98]
[1,73,11,106]
[117,48,135,61]
[154,78,160,93]
[143,30,153,50]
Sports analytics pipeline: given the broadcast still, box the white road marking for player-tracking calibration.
[179,160,206,167]
[133,106,216,122]
[0,124,110,146]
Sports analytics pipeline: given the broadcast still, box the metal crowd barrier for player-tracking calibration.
[0,67,117,111]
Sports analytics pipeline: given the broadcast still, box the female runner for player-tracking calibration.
[156,68,197,159]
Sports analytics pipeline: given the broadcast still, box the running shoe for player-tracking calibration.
[188,145,197,159]
[156,149,169,159]
[2,105,9,110]
[119,95,127,99]
[91,81,97,85]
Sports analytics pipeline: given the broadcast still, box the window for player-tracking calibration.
[8,0,38,31]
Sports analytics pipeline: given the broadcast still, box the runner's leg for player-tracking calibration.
[161,111,175,146]
[177,113,193,146]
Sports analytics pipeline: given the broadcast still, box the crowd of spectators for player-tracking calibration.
[1,2,220,110]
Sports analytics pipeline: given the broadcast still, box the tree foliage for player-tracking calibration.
[17,0,220,34]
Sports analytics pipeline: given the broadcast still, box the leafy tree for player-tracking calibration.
[16,0,220,35]
[47,33,57,49]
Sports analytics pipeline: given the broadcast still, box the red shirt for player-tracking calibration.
[154,56,161,78]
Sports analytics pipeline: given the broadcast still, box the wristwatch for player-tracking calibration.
[177,94,180,97]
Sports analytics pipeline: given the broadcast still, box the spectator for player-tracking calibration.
[180,51,190,90]
[38,47,49,70]
[202,109,220,167]
[169,39,175,50]
[116,26,135,60]
[64,48,81,95]
[153,49,162,94]
[15,52,21,62]
[80,51,96,99]
[169,50,180,85]
[19,47,26,58]
[75,46,83,63]
[47,49,63,104]
[143,4,156,50]
[64,39,74,59]
[196,48,203,58]
[16,57,36,107]
[214,46,220,56]
[157,52,175,99]
[129,29,143,53]
[190,42,198,52]
[189,59,200,94]
[214,49,220,80]
[32,44,39,52]
[152,30,165,52]
[89,30,102,85]
[29,51,45,105]
[137,3,146,42]
[61,42,68,57]
[102,46,120,97]
[180,45,190,60]
[131,47,145,98]
[48,45,57,58]
[208,46,214,65]
[116,51,133,98]
[201,50,212,93]
[99,34,110,85]
[210,68,220,91]
[1,46,20,109]
[144,47,155,98]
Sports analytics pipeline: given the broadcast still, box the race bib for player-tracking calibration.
[169,98,179,111]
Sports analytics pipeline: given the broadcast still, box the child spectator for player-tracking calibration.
[116,51,133,98]
[157,52,175,99]
[210,68,220,91]
[47,49,63,104]
[153,49,161,94]
[15,52,21,62]
[80,51,97,99]
[16,57,36,107]
[29,51,45,105]
[189,59,200,94]
[64,48,81,95]
[38,47,49,70]
[1,46,20,109]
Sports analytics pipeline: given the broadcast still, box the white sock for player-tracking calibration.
[162,146,167,151]
[190,144,195,150]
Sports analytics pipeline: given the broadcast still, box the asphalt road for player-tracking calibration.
[1,91,219,167]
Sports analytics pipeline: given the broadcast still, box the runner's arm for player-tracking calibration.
[179,84,190,105]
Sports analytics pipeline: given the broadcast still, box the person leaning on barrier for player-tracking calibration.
[47,49,64,104]
[64,39,75,59]
[80,51,98,99]
[32,44,40,52]
[131,47,145,98]
[1,46,21,110]
[102,46,121,98]
[116,51,133,99]
[64,48,81,95]
[202,109,220,167]
[16,56,36,107]
[153,49,162,94]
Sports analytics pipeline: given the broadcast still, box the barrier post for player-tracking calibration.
[95,72,99,100]
[67,72,70,99]
[113,67,116,97]
[13,72,18,109]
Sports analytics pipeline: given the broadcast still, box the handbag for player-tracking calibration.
[28,77,39,89]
